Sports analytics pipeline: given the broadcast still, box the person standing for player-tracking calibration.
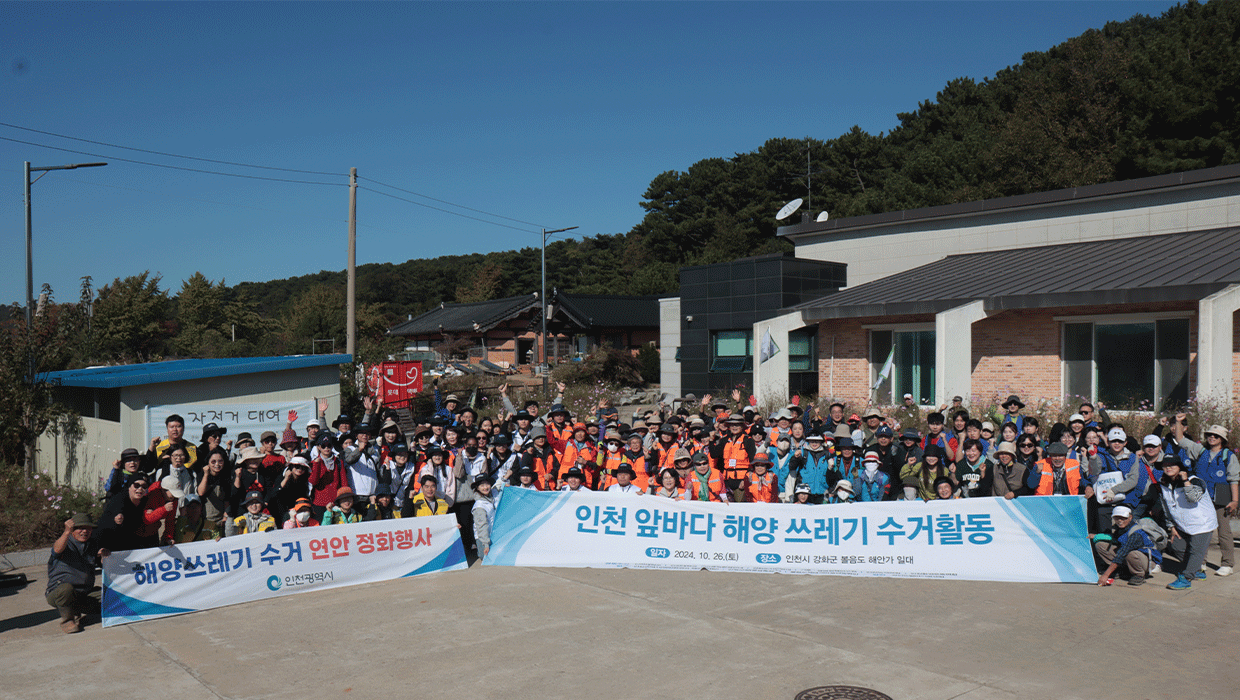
[1170,418,1238,577]
[46,514,106,634]
[1155,456,1218,590]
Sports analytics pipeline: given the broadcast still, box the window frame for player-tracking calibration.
[1058,313,1192,409]
[710,330,753,373]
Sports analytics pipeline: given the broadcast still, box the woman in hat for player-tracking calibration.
[827,479,856,504]
[854,451,889,502]
[104,447,146,498]
[229,488,277,535]
[309,433,350,521]
[980,442,1028,499]
[270,455,314,528]
[471,474,498,559]
[283,498,319,529]
[512,465,542,491]
[744,453,779,503]
[322,486,363,526]
[231,446,272,515]
[191,422,227,476]
[96,474,166,552]
[791,482,813,505]
[1156,456,1218,590]
[932,476,959,500]
[1170,416,1238,577]
[162,445,197,506]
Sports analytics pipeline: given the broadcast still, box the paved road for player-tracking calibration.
[2,548,1236,700]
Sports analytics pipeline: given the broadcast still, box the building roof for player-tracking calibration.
[387,294,541,337]
[44,354,352,389]
[778,163,1240,240]
[792,227,1240,320]
[550,291,662,329]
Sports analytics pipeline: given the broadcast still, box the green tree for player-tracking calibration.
[91,272,170,362]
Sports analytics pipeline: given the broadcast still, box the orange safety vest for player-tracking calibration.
[1033,458,1082,496]
[547,422,573,451]
[532,452,560,491]
[561,440,599,488]
[598,453,649,490]
[720,436,752,481]
[684,468,725,502]
[652,442,681,471]
[597,450,625,489]
[744,472,779,503]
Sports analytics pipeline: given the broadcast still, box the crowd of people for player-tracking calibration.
[45,383,1239,632]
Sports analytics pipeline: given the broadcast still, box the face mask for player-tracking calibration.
[607,443,619,452]
[777,441,790,452]
[296,511,310,524]
[865,463,878,476]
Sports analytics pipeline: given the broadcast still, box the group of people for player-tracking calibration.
[45,386,1239,632]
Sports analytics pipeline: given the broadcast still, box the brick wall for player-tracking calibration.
[811,301,1223,407]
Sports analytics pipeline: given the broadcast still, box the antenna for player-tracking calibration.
[776,198,803,221]
[816,211,829,222]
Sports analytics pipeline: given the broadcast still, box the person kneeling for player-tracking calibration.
[1094,505,1161,587]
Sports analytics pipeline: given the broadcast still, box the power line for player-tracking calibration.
[0,121,343,177]
[358,175,547,229]
[359,186,541,233]
[0,135,344,186]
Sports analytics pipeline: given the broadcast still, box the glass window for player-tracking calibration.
[871,329,935,404]
[788,329,816,372]
[711,330,752,372]
[1062,319,1190,410]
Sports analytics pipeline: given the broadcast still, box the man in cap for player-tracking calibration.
[559,423,598,488]
[365,484,399,520]
[1169,415,1238,577]
[860,409,884,447]
[710,413,756,501]
[648,424,682,474]
[1094,426,1140,530]
[488,434,520,486]
[229,488,277,534]
[257,430,287,485]
[1104,434,1166,518]
[431,376,462,424]
[559,466,588,492]
[309,433,349,519]
[1093,505,1160,587]
[331,413,354,439]
[1027,442,1094,498]
[545,403,574,450]
[46,513,106,633]
[511,410,536,451]
[192,422,228,475]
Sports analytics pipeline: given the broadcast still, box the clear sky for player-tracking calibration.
[1,1,1178,306]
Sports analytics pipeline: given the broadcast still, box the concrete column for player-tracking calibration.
[1197,284,1240,405]
[658,297,682,400]
[754,311,807,409]
[935,300,987,406]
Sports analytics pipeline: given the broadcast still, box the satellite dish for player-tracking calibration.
[816,211,829,222]
[776,198,803,221]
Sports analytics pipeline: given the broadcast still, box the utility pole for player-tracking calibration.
[540,226,577,395]
[347,167,357,359]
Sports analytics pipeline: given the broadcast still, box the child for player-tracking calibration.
[284,498,320,528]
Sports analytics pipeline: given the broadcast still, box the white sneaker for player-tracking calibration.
[1149,564,1161,575]
[1217,566,1233,577]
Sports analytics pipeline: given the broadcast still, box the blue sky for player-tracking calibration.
[1,1,1177,306]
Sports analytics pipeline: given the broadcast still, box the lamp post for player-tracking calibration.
[22,160,107,475]
[541,225,577,395]
[25,161,108,332]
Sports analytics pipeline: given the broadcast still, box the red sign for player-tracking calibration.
[366,361,422,407]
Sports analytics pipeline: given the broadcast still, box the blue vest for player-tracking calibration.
[1192,448,1232,502]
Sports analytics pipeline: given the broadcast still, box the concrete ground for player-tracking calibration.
[2,546,1237,700]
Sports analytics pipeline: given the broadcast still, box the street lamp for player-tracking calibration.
[540,226,577,396]
[24,161,108,332]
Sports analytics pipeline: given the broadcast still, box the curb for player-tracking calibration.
[1,547,52,570]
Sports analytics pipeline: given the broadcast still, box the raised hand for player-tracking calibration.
[288,409,299,423]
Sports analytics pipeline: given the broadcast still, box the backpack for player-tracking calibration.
[1136,517,1169,552]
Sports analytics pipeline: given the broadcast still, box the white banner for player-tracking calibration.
[484,490,1096,584]
[146,400,314,443]
[102,515,467,627]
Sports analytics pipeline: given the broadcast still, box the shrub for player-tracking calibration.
[552,346,645,388]
[0,462,102,553]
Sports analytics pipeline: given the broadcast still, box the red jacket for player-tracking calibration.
[309,455,351,507]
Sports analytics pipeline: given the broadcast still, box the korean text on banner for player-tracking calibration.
[484,490,1095,584]
[102,515,467,627]
[147,400,314,444]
